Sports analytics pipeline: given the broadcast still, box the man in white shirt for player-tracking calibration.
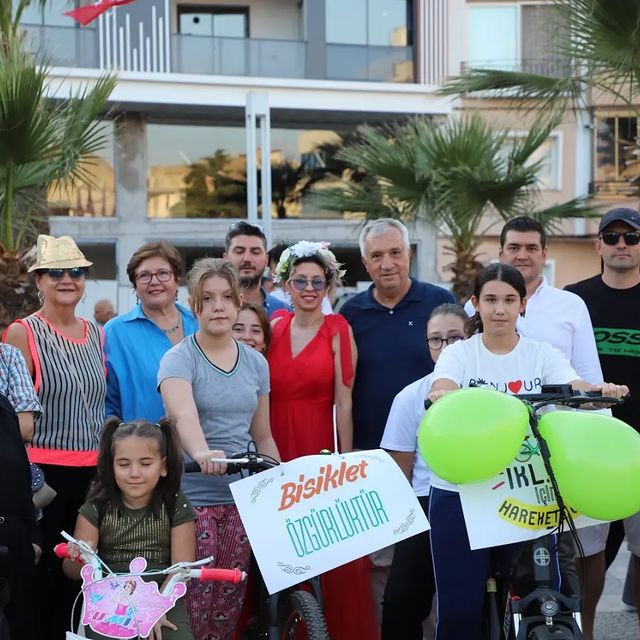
[464,216,603,384]
[464,216,603,597]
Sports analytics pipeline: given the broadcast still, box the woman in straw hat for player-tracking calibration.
[3,234,106,640]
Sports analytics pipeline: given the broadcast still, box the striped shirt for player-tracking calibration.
[0,343,41,414]
[14,314,106,465]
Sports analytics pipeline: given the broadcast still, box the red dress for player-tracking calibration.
[268,312,379,640]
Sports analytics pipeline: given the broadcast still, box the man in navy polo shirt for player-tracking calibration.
[340,218,454,620]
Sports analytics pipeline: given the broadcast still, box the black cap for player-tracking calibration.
[598,207,640,233]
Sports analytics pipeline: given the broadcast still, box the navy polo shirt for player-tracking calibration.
[340,278,455,450]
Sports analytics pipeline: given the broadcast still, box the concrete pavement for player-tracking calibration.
[595,546,639,640]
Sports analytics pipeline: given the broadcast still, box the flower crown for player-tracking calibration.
[275,241,346,284]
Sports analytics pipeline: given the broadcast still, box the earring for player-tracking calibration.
[81,294,87,303]
[37,291,45,305]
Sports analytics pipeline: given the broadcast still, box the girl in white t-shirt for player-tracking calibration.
[426,263,627,640]
[380,302,467,640]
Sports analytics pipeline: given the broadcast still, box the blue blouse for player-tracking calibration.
[104,303,198,423]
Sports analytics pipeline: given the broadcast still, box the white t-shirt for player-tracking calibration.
[429,334,578,492]
[464,277,603,384]
[380,373,433,497]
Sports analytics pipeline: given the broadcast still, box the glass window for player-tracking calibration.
[326,0,411,46]
[178,6,248,37]
[146,123,350,219]
[531,136,560,190]
[468,6,518,69]
[503,133,560,191]
[17,0,79,26]
[326,0,367,45]
[368,0,410,46]
[47,121,115,217]
[594,115,639,187]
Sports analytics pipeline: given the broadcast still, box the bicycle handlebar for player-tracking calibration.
[423,385,627,412]
[54,543,245,583]
[183,451,278,475]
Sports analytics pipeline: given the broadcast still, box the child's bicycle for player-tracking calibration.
[55,533,246,639]
[185,446,331,640]
[481,384,626,640]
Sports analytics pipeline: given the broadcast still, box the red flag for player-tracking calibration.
[64,0,136,26]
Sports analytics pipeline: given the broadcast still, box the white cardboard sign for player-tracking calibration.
[458,432,605,550]
[230,450,429,594]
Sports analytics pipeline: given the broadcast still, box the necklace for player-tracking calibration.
[163,315,182,334]
[142,307,181,334]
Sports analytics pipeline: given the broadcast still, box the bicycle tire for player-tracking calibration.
[527,624,581,639]
[280,589,330,640]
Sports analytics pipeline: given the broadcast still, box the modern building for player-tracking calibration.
[21,0,628,314]
[21,0,460,314]
[448,1,640,288]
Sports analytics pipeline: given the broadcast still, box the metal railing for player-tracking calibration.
[19,23,417,84]
[21,24,99,68]
[461,57,572,78]
[326,43,414,83]
[170,34,306,79]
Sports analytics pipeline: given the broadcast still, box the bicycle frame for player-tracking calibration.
[486,386,624,640]
[56,534,245,639]
[192,445,328,640]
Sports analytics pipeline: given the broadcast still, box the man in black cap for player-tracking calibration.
[565,207,640,640]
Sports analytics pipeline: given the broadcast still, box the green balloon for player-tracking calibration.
[538,411,640,521]
[418,387,529,484]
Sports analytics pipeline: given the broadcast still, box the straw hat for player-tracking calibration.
[27,235,93,273]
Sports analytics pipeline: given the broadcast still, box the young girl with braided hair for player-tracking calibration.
[64,417,197,640]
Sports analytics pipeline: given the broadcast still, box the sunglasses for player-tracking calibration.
[45,267,88,280]
[600,231,640,246]
[290,277,327,292]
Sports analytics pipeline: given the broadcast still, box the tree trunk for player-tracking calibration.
[443,246,484,302]
[0,245,40,333]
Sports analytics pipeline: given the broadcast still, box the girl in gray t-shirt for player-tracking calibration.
[159,257,280,640]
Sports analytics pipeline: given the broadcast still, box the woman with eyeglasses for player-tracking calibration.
[379,303,467,640]
[3,234,107,640]
[268,242,377,640]
[103,241,198,423]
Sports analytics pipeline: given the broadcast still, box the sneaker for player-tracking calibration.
[621,601,636,612]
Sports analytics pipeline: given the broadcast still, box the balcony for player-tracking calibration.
[171,34,305,79]
[461,58,572,79]
[326,44,414,83]
[20,23,414,84]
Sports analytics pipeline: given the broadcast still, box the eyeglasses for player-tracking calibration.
[136,269,173,284]
[45,267,88,280]
[290,277,327,292]
[600,231,640,246]
[427,335,465,350]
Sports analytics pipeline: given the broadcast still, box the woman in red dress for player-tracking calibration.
[268,241,378,640]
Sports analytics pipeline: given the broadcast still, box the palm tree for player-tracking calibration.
[442,1,640,112]
[312,115,596,300]
[182,150,246,218]
[0,2,116,330]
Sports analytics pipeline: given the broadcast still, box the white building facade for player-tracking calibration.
[22,0,466,314]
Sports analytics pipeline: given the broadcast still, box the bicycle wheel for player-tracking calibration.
[527,624,580,639]
[280,590,330,640]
